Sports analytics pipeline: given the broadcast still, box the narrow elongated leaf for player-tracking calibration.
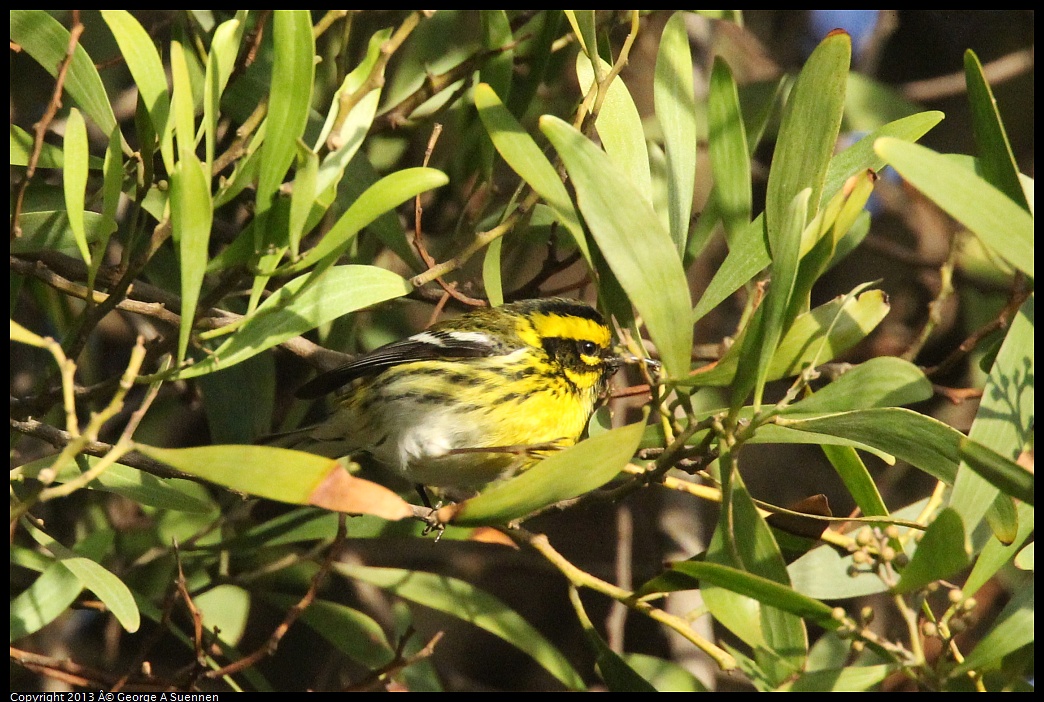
[893,508,970,594]
[274,167,448,276]
[656,12,699,252]
[707,57,750,247]
[641,561,838,629]
[101,10,172,169]
[776,407,964,485]
[958,437,1034,506]
[14,455,214,514]
[480,11,514,103]
[170,40,198,165]
[951,295,1033,540]
[707,453,807,683]
[875,138,1033,278]
[779,665,893,692]
[950,584,1033,677]
[135,444,413,520]
[311,29,390,223]
[821,444,889,519]
[11,211,115,255]
[10,562,83,641]
[766,32,849,244]
[475,84,589,262]
[694,110,943,326]
[336,564,586,690]
[204,16,246,167]
[61,108,91,264]
[441,417,646,526]
[265,594,395,669]
[964,50,1030,212]
[9,124,96,169]
[255,10,314,246]
[170,155,213,364]
[783,357,932,414]
[752,188,810,409]
[11,11,119,139]
[23,521,140,633]
[685,289,890,387]
[541,116,693,379]
[177,265,411,379]
[964,502,1034,597]
[577,55,653,206]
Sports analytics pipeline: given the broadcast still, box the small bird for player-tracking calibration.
[268,297,623,496]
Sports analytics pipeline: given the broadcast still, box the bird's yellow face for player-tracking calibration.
[514,300,618,400]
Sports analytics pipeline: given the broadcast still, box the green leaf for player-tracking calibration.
[255,10,315,245]
[707,57,751,247]
[750,188,810,409]
[170,40,199,165]
[288,142,319,259]
[176,265,411,379]
[958,437,1034,506]
[964,502,1034,597]
[10,11,119,140]
[541,116,693,379]
[13,455,214,514]
[11,211,116,255]
[686,289,890,387]
[776,408,964,485]
[951,295,1033,540]
[949,579,1033,677]
[788,543,889,600]
[963,50,1031,212]
[9,124,96,170]
[444,416,646,526]
[783,357,932,415]
[61,107,91,264]
[765,32,849,244]
[23,521,140,633]
[564,10,597,61]
[620,653,708,692]
[577,55,654,207]
[194,585,251,646]
[474,83,589,262]
[101,10,172,170]
[10,562,83,641]
[336,564,586,690]
[706,452,806,684]
[480,11,514,104]
[875,138,1033,279]
[310,29,390,222]
[203,16,246,167]
[273,167,448,276]
[893,508,970,594]
[656,12,699,252]
[825,111,944,199]
[779,665,893,692]
[135,444,413,520]
[170,155,213,365]
[693,110,943,326]
[641,561,838,629]
[264,594,395,669]
[821,444,889,519]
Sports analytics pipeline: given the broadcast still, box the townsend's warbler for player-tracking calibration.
[272,297,623,496]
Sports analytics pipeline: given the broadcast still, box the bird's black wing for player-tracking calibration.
[295,329,511,399]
